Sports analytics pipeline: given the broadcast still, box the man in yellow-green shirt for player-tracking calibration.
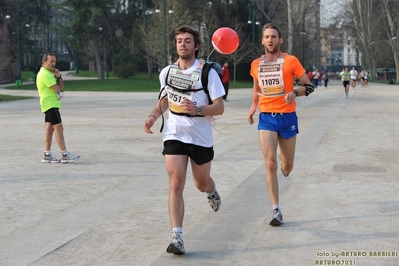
[36,52,80,163]
[340,67,351,99]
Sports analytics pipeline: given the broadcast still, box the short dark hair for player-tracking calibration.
[42,52,56,63]
[174,26,201,58]
[261,23,282,39]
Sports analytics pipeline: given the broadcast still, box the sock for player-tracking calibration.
[44,151,51,156]
[62,150,68,156]
[206,182,216,197]
[272,204,281,212]
[173,227,183,240]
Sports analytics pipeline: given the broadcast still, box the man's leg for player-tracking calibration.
[223,83,228,100]
[44,122,54,151]
[165,154,188,254]
[191,161,213,194]
[191,160,221,212]
[42,122,62,163]
[259,130,285,225]
[279,135,297,177]
[259,130,279,207]
[165,154,188,228]
[53,123,67,152]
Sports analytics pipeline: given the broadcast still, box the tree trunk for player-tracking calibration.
[93,32,104,80]
[287,0,293,54]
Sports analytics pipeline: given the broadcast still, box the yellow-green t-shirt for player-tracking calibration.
[340,71,350,81]
[36,67,61,112]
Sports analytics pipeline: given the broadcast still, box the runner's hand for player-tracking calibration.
[144,116,155,134]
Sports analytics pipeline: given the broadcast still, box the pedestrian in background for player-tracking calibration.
[340,67,351,99]
[312,68,319,88]
[323,70,329,89]
[222,61,230,101]
[36,52,80,164]
[350,67,358,88]
[318,70,322,86]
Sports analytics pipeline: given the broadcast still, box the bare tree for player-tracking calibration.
[349,0,382,77]
[381,0,399,82]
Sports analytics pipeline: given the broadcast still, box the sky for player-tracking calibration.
[320,0,348,27]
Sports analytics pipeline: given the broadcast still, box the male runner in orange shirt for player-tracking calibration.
[247,23,314,226]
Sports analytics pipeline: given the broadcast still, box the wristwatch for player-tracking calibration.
[293,89,299,97]
[196,106,202,115]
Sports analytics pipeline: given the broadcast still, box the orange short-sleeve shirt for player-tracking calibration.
[250,53,305,113]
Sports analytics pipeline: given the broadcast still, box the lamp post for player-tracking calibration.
[25,16,37,83]
[155,2,173,67]
[300,31,306,67]
[6,6,23,88]
[98,26,109,79]
[247,8,260,59]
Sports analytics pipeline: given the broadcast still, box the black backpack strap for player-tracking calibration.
[157,67,172,132]
[201,63,213,104]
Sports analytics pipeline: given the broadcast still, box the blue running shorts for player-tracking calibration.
[257,112,299,139]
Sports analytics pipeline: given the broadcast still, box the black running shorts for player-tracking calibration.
[162,140,214,165]
[44,108,62,125]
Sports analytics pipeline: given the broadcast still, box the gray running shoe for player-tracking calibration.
[269,208,284,226]
[42,153,61,163]
[207,188,221,212]
[61,152,80,163]
[166,231,185,255]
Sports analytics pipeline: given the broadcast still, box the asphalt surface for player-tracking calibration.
[0,76,398,266]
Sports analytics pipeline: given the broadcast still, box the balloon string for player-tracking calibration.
[207,49,215,61]
[207,37,222,61]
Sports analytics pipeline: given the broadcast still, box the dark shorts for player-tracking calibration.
[258,112,298,139]
[44,108,62,125]
[343,81,350,87]
[162,140,214,165]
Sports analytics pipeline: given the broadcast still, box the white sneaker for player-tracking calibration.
[269,208,284,226]
[207,187,221,212]
[42,153,60,163]
[61,152,80,163]
[166,231,185,255]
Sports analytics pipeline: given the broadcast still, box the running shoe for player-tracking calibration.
[269,208,284,226]
[42,153,61,163]
[166,231,185,255]
[61,152,80,163]
[207,187,221,212]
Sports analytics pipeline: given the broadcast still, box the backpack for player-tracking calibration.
[201,61,223,104]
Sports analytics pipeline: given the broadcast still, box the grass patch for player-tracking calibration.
[7,72,253,92]
[0,94,34,101]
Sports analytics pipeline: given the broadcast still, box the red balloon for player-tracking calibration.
[212,27,239,55]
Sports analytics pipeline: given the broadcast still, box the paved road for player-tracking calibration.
[0,80,398,266]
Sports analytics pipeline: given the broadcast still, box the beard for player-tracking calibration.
[178,50,194,60]
[265,45,279,54]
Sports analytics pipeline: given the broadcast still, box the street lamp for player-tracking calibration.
[25,20,38,83]
[98,27,109,79]
[6,9,23,88]
[247,8,260,59]
[300,31,306,67]
[155,1,173,67]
